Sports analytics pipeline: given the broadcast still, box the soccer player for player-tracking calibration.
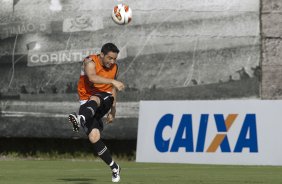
[68,43,125,182]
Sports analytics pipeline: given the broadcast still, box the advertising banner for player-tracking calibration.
[137,100,282,165]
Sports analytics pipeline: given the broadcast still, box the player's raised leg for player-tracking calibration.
[69,96,100,132]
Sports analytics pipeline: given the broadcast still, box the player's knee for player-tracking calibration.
[89,96,101,106]
[88,129,100,143]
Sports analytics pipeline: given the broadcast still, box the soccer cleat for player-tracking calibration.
[112,165,121,182]
[68,112,81,132]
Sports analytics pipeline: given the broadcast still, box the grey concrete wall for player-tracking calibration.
[0,116,138,140]
[261,0,282,99]
[0,101,138,139]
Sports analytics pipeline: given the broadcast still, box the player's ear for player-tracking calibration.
[100,52,104,58]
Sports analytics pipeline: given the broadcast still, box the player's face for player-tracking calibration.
[101,51,118,69]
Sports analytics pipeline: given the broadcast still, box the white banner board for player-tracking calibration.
[136,100,282,165]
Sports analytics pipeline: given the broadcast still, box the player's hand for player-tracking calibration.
[106,107,116,124]
[106,113,114,124]
[112,80,125,91]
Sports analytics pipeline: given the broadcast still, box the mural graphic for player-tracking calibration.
[0,0,260,138]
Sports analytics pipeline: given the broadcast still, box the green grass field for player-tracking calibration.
[1,160,282,184]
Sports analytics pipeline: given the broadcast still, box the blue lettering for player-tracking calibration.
[234,114,258,152]
[171,114,194,152]
[196,114,209,152]
[154,114,173,152]
[154,113,258,153]
[214,114,228,132]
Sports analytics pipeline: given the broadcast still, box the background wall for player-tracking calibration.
[0,0,279,140]
[261,0,282,99]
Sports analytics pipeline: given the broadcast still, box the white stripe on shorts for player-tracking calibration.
[79,100,87,105]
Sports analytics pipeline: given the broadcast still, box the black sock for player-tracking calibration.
[110,161,118,170]
[79,100,98,121]
[93,139,117,169]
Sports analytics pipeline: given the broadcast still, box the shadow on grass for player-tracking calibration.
[58,178,96,184]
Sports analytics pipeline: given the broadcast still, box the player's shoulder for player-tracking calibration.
[83,55,98,65]
[84,55,96,61]
[114,63,118,69]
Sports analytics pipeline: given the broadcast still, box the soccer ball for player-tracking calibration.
[112,4,132,25]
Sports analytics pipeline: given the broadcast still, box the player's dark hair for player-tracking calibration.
[101,43,119,55]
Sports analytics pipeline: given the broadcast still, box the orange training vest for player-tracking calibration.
[77,55,118,100]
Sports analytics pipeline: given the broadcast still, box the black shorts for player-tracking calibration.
[79,92,114,135]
